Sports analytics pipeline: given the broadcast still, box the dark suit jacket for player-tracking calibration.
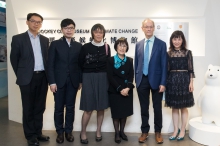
[47,37,82,88]
[134,37,167,89]
[10,31,49,85]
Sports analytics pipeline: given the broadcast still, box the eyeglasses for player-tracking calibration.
[143,26,154,29]
[93,31,104,34]
[29,19,42,25]
[118,44,127,48]
[63,27,75,31]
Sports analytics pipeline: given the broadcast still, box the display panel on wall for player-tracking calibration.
[16,18,205,56]
[0,6,6,62]
[0,2,7,98]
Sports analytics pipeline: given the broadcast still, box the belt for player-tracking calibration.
[170,70,188,72]
[34,70,45,73]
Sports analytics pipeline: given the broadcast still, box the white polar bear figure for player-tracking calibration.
[198,64,220,126]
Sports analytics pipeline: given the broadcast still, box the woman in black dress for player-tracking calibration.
[79,24,111,144]
[107,37,134,143]
[165,30,195,141]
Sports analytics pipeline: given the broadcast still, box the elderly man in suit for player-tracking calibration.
[10,13,50,146]
[47,18,82,144]
[134,18,167,144]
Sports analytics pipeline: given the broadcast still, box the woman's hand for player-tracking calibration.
[120,88,130,96]
[189,80,194,92]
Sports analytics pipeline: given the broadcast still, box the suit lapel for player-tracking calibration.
[150,37,158,60]
[140,39,145,61]
[25,32,34,58]
[69,39,76,62]
[39,36,46,63]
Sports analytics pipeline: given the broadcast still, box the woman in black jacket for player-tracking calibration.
[107,37,134,143]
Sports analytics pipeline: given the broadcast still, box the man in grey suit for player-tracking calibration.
[10,13,49,146]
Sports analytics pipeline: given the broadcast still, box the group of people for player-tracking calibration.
[10,13,195,146]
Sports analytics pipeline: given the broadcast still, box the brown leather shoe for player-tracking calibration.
[65,132,74,142]
[138,133,148,143]
[155,132,163,144]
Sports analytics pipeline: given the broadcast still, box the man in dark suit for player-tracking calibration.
[134,19,167,144]
[10,13,50,146]
[47,18,82,144]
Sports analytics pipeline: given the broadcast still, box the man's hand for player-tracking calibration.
[78,83,82,90]
[50,84,57,93]
[159,85,165,93]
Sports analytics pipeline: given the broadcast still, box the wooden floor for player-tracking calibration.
[0,97,203,146]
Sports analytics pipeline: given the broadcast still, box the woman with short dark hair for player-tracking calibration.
[79,23,111,144]
[107,37,134,143]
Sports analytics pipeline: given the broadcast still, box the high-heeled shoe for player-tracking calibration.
[115,133,121,143]
[120,132,128,141]
[95,136,102,142]
[80,133,88,144]
[169,129,180,140]
[177,129,186,141]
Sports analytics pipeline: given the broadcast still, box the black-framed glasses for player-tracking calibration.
[118,44,127,48]
[63,27,75,31]
[29,19,42,25]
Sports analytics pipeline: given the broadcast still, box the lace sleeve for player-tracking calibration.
[187,50,195,78]
[167,52,170,72]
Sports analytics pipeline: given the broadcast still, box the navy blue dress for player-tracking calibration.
[165,50,195,109]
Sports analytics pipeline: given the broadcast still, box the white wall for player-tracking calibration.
[7,0,220,133]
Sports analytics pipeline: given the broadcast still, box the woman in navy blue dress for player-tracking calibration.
[165,30,195,141]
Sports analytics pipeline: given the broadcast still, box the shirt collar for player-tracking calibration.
[91,40,104,46]
[144,35,155,42]
[27,30,40,38]
[66,38,71,43]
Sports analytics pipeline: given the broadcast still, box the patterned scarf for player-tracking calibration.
[114,54,127,69]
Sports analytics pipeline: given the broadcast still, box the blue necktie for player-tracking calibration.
[143,40,150,75]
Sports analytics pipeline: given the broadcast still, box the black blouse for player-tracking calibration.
[79,42,111,73]
[107,56,134,93]
[167,49,195,78]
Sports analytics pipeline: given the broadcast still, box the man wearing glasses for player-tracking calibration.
[134,18,167,144]
[47,18,82,144]
[10,13,49,146]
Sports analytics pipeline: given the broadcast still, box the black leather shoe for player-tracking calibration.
[120,132,128,141]
[96,136,102,142]
[65,133,74,142]
[80,134,88,144]
[115,133,121,144]
[27,138,39,146]
[37,134,50,141]
[56,133,64,144]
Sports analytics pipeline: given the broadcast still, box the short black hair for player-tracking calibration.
[61,18,75,28]
[114,37,129,52]
[27,13,43,21]
[91,23,106,39]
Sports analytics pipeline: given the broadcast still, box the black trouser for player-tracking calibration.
[19,72,48,140]
[54,76,77,134]
[137,75,163,133]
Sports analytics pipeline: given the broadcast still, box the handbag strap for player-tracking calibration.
[105,43,108,55]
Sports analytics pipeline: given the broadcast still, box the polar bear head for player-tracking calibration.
[205,64,220,86]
